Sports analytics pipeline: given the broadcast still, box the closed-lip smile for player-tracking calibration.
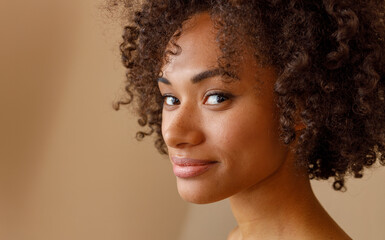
[171,156,218,178]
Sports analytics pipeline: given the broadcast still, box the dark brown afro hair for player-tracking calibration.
[108,0,385,191]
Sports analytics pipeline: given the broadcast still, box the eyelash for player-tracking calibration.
[162,91,233,106]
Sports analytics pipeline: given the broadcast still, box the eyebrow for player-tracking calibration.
[157,68,223,85]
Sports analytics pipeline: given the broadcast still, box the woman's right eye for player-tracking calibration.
[162,95,180,106]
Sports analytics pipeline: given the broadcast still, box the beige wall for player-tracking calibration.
[0,0,384,239]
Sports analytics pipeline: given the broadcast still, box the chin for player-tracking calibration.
[176,178,230,204]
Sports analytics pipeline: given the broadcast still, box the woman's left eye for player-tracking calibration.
[204,92,232,105]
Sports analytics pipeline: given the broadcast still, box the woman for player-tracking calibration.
[111,0,385,239]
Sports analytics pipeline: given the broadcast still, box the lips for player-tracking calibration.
[171,157,218,178]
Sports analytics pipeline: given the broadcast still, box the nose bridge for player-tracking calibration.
[163,102,204,148]
[173,103,195,128]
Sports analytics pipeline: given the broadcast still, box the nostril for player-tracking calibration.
[175,142,191,149]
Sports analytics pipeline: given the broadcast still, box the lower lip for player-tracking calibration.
[172,163,217,178]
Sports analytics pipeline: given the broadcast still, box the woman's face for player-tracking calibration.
[158,12,290,204]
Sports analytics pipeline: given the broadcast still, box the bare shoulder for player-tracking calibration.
[306,217,352,240]
[313,228,352,240]
[311,232,352,240]
[227,226,241,240]
[226,224,351,240]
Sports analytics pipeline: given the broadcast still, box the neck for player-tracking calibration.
[229,155,339,240]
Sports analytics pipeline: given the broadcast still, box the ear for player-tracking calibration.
[294,106,306,132]
[294,121,306,132]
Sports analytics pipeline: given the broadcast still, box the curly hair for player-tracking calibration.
[109,0,385,191]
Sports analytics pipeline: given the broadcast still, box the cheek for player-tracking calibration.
[204,105,284,175]
[161,110,167,135]
[161,108,173,138]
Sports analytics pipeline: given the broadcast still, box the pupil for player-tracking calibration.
[217,95,225,102]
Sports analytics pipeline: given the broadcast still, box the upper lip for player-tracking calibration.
[171,156,217,166]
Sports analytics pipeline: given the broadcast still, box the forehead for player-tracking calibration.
[162,12,221,75]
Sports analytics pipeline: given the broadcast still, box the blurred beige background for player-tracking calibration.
[0,0,384,239]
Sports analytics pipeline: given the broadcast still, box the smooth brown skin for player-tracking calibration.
[158,12,352,240]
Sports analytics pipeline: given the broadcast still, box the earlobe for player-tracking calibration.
[294,121,306,132]
[294,107,306,132]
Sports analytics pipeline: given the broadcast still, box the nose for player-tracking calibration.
[162,105,205,149]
